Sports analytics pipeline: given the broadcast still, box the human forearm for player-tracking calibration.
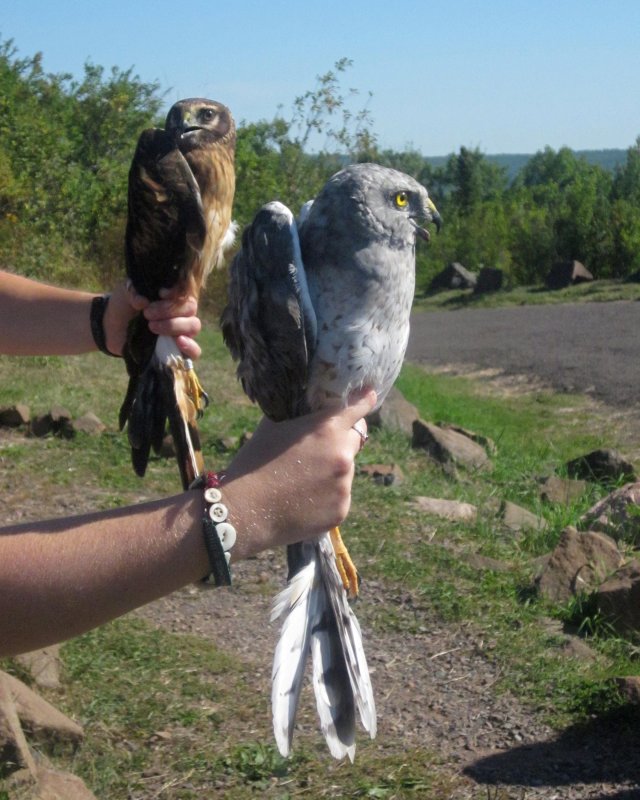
[0,493,209,655]
[0,390,376,657]
[0,270,202,358]
[0,271,97,355]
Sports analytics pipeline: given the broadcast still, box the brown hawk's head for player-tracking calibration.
[165,97,236,155]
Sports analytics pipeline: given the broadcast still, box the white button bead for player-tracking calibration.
[209,502,228,523]
[216,522,237,551]
[204,487,222,504]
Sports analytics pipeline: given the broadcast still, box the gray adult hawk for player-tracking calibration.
[221,163,441,760]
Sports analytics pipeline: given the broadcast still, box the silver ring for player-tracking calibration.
[352,424,369,451]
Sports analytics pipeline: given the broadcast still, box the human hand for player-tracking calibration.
[103,282,202,359]
[222,389,378,560]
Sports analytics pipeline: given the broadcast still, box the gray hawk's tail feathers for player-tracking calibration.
[271,536,376,761]
[119,330,204,490]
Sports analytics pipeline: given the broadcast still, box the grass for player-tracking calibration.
[1,316,640,798]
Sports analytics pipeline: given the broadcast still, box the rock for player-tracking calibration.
[0,403,30,427]
[545,259,593,290]
[4,671,84,748]
[411,496,478,522]
[412,419,491,472]
[538,475,588,505]
[8,764,98,800]
[566,448,637,485]
[72,412,105,436]
[15,646,62,690]
[35,765,98,799]
[29,407,76,439]
[536,526,623,603]
[436,422,497,455]
[473,267,504,294]
[597,560,640,632]
[615,676,640,705]
[0,671,36,776]
[493,500,547,533]
[30,413,55,438]
[580,482,640,544]
[50,406,71,425]
[367,386,419,437]
[427,262,477,293]
[358,463,405,486]
[464,553,511,572]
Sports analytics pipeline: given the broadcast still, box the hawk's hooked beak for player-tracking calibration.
[173,110,202,138]
[414,198,443,242]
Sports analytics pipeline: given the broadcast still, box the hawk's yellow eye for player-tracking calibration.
[394,191,409,208]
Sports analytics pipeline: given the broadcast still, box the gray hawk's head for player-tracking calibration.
[299,163,442,255]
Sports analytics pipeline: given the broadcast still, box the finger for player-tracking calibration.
[344,389,377,425]
[144,296,198,321]
[124,281,150,311]
[175,335,201,361]
[147,316,202,338]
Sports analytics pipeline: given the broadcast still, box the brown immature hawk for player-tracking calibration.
[120,97,236,489]
[221,163,441,760]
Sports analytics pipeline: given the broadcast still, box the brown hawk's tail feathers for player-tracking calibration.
[119,334,205,490]
[271,537,376,761]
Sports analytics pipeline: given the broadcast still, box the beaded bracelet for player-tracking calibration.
[191,471,236,586]
[89,294,120,357]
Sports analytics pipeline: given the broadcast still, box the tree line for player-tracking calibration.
[1,41,639,296]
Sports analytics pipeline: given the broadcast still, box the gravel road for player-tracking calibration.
[406,300,640,410]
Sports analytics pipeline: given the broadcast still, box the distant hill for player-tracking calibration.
[425,149,628,181]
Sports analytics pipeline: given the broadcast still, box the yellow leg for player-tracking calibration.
[184,363,209,417]
[330,526,359,598]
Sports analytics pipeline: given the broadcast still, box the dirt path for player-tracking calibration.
[135,549,640,799]
[407,301,640,411]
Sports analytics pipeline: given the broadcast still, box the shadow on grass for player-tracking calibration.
[464,707,640,797]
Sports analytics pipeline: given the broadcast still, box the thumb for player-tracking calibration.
[344,388,378,425]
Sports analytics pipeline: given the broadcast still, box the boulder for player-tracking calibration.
[30,413,55,438]
[580,482,640,545]
[15,645,62,690]
[358,463,405,486]
[72,412,105,436]
[473,267,503,294]
[7,764,98,800]
[29,407,75,439]
[615,676,640,705]
[367,386,419,438]
[490,499,547,534]
[0,404,30,427]
[597,560,640,632]
[412,419,491,472]
[411,496,477,523]
[545,259,593,290]
[538,475,587,505]
[427,262,477,293]
[436,422,497,455]
[566,449,637,485]
[0,672,36,776]
[536,526,623,603]
[3,671,83,748]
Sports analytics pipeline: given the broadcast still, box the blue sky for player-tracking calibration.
[3,0,639,156]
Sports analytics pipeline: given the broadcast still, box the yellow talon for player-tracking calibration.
[330,526,359,598]
[184,363,209,417]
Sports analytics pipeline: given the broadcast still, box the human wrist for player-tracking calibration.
[90,294,121,357]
